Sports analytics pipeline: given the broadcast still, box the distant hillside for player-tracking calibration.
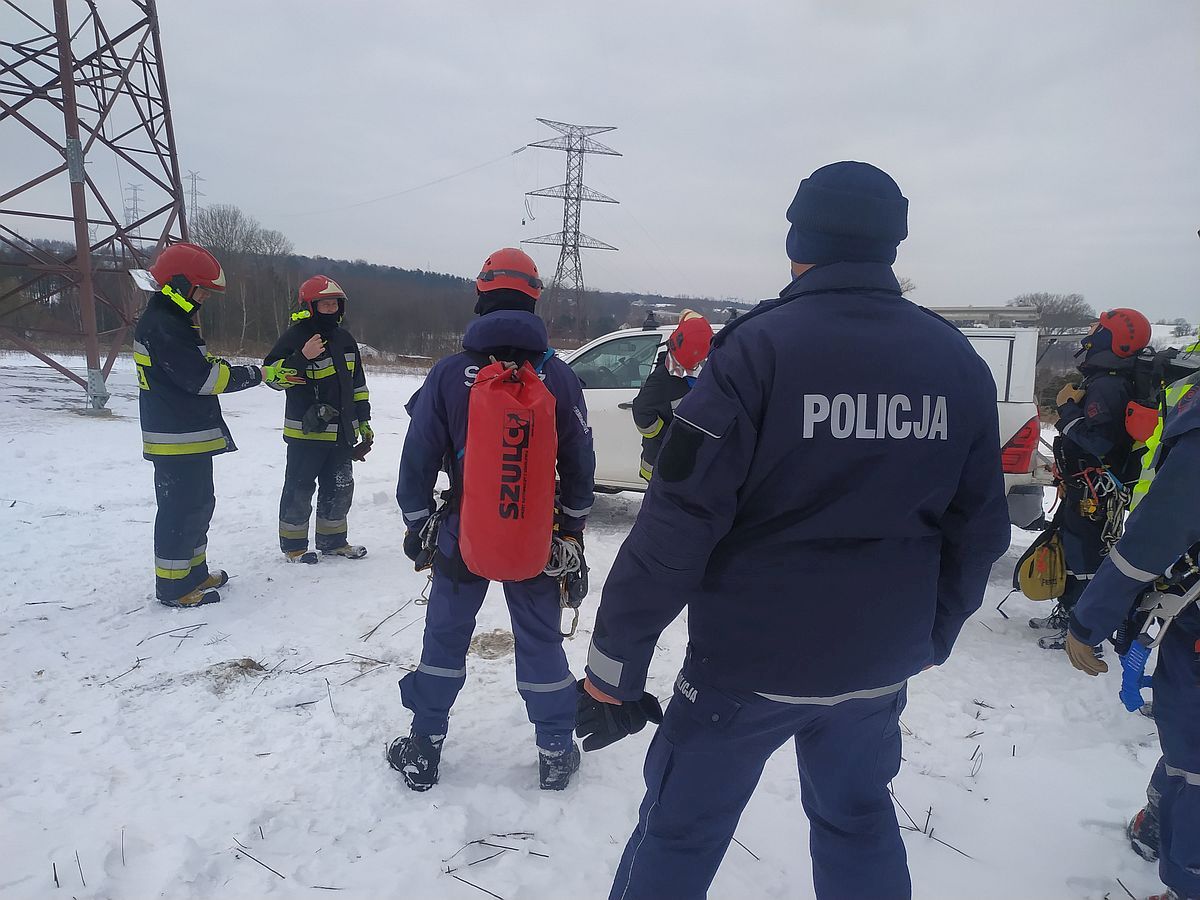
[0,242,749,358]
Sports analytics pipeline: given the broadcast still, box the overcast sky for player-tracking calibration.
[10,2,1200,320]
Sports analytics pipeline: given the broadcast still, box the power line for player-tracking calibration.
[277,146,528,218]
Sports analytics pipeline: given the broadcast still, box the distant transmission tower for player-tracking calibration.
[523,119,620,337]
[186,170,206,216]
[124,183,143,232]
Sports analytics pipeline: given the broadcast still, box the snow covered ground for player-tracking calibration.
[0,353,1169,899]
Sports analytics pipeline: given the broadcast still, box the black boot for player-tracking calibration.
[387,731,443,792]
[539,741,581,791]
[1128,805,1160,862]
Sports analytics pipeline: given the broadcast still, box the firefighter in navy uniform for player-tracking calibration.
[134,243,301,608]
[390,248,596,792]
[1065,369,1200,900]
[575,162,1010,899]
[1032,308,1152,649]
[631,311,713,482]
[264,276,372,563]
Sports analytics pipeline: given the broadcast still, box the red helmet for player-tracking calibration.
[148,242,226,297]
[476,248,542,301]
[1097,308,1151,358]
[667,311,714,371]
[298,275,347,316]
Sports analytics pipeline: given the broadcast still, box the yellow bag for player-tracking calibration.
[1015,529,1067,601]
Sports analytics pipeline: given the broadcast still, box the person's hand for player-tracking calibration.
[261,363,304,387]
[575,679,664,751]
[403,528,424,562]
[301,333,326,360]
[1065,631,1108,676]
[1057,383,1085,407]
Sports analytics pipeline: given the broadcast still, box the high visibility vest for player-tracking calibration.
[1130,341,1200,510]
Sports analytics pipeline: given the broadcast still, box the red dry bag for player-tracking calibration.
[459,360,558,582]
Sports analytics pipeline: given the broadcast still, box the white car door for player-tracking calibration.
[568,331,666,488]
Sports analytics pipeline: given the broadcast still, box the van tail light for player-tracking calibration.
[1001,416,1040,474]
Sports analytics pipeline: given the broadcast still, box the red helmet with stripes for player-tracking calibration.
[149,242,226,298]
[476,248,542,301]
[298,275,347,316]
[667,311,714,371]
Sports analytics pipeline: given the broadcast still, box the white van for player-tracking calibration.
[565,323,1049,527]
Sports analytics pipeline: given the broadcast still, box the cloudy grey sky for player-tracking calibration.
[13,2,1200,319]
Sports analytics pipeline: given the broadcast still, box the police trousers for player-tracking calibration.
[152,456,215,601]
[1148,617,1200,897]
[609,661,910,900]
[278,442,354,553]
[398,558,576,752]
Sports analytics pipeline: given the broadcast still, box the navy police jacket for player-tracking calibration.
[396,309,596,558]
[1070,377,1200,646]
[586,262,1011,702]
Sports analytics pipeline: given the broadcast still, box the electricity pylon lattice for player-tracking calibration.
[523,119,619,336]
[0,0,189,410]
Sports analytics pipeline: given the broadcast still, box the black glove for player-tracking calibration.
[575,679,664,752]
[301,402,337,434]
[403,528,424,563]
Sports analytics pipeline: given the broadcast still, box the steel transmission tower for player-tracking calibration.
[523,119,619,336]
[0,0,189,411]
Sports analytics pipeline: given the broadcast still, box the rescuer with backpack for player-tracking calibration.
[134,242,302,608]
[1031,308,1152,650]
[632,310,713,481]
[1064,359,1200,900]
[264,276,373,563]
[390,248,595,792]
[577,162,1010,899]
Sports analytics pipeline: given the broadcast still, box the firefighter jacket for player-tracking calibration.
[632,353,692,481]
[396,308,595,547]
[264,320,370,448]
[134,291,262,460]
[585,262,1011,703]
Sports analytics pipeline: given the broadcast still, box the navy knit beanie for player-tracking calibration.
[786,161,909,265]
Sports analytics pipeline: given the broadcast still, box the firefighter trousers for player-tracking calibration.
[152,456,215,601]
[278,442,354,553]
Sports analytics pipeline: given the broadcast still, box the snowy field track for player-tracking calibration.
[0,354,1167,899]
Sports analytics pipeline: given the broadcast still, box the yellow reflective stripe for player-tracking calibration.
[316,518,347,535]
[353,389,369,402]
[143,438,228,455]
[637,417,664,438]
[133,352,152,366]
[347,360,356,372]
[639,460,653,481]
[308,365,335,379]
[137,366,149,390]
[155,566,192,580]
[283,426,338,441]
[212,363,230,394]
[190,552,206,567]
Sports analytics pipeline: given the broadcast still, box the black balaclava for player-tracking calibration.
[311,297,345,336]
[475,287,536,317]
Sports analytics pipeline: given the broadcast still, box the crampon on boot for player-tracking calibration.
[159,587,220,609]
[198,570,228,591]
[387,731,443,792]
[539,741,581,791]
[1029,604,1067,630]
[323,545,367,560]
[1128,805,1160,862]
[285,550,319,564]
